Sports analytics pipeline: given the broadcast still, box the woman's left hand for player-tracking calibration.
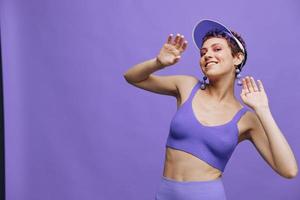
[240,76,269,111]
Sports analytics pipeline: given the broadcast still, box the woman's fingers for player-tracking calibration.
[177,35,184,48]
[249,77,259,92]
[173,34,180,45]
[176,34,188,51]
[242,76,263,94]
[173,34,184,46]
[167,34,173,44]
[242,78,249,94]
[245,76,254,92]
[167,33,188,52]
[257,80,265,92]
[181,41,188,52]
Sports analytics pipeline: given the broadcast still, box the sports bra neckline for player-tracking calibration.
[189,80,247,128]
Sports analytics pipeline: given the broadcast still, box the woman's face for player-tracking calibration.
[199,37,240,79]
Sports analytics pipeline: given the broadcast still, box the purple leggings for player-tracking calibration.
[155,176,227,200]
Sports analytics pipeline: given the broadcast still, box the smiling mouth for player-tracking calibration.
[205,62,218,67]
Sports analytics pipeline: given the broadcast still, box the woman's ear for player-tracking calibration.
[233,52,244,66]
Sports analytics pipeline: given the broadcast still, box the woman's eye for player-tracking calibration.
[214,48,221,51]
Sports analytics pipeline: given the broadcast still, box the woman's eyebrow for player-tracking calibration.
[201,43,223,50]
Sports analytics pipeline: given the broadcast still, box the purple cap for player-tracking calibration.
[192,19,245,54]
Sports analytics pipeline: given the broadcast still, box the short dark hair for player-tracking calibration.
[202,29,247,71]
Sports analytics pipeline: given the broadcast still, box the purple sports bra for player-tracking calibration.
[166,80,249,172]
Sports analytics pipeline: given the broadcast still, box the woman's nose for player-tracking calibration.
[204,53,213,61]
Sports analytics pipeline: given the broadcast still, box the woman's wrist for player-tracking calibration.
[155,56,165,69]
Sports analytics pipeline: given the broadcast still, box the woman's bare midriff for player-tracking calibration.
[163,147,223,181]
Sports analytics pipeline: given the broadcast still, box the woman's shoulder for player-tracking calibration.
[174,75,199,103]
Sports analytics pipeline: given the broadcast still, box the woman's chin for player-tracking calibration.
[205,72,223,80]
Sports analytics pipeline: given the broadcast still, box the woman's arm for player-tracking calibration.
[123,57,165,83]
[123,34,189,97]
[241,76,298,179]
[246,108,298,178]
[123,33,186,83]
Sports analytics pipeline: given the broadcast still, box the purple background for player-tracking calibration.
[0,0,299,199]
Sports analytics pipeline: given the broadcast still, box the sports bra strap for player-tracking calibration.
[231,107,249,124]
[186,80,250,124]
[186,80,201,102]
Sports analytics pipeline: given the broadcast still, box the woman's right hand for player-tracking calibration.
[156,33,188,68]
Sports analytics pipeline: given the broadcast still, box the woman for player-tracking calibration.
[123,19,298,200]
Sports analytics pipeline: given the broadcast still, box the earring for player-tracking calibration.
[235,68,242,86]
[200,76,208,90]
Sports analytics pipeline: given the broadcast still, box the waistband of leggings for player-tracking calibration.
[161,175,222,185]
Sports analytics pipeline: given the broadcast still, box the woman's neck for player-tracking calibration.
[205,77,236,104]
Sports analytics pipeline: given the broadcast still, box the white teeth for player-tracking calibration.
[206,62,217,67]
